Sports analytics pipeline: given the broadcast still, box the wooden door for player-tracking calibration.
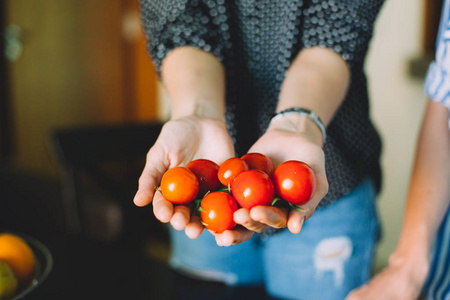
[4,0,158,176]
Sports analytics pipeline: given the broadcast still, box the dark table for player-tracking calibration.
[26,232,269,300]
[0,166,270,300]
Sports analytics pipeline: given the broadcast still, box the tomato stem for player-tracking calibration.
[217,187,232,194]
[288,203,306,212]
[193,199,203,215]
[271,197,281,206]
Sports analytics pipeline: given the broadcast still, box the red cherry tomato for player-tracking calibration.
[200,191,239,233]
[186,159,220,197]
[160,167,199,204]
[272,160,316,205]
[231,169,275,209]
[217,157,249,187]
[241,152,275,176]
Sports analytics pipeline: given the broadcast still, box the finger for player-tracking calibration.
[249,206,288,229]
[287,209,306,234]
[170,205,192,231]
[185,215,204,239]
[134,147,168,207]
[234,209,267,233]
[152,189,174,223]
[134,173,157,207]
[214,227,254,246]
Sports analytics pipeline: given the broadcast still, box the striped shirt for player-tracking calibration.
[425,0,450,129]
[424,212,450,300]
[423,1,450,299]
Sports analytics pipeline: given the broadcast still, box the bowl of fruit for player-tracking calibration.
[0,232,53,300]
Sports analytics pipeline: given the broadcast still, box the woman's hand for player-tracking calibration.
[134,116,235,239]
[345,253,429,300]
[230,46,349,237]
[233,114,328,236]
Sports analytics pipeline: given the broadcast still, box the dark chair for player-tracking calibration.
[49,122,165,241]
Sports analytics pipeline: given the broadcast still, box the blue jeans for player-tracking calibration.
[169,179,379,300]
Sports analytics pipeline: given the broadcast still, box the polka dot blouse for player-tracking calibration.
[140,0,385,208]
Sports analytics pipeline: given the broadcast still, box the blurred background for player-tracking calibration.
[0,0,443,298]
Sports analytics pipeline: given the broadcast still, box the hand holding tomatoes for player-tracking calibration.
[134,116,234,236]
[245,127,328,234]
[157,151,320,244]
[135,112,327,245]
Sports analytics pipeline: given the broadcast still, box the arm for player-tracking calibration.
[275,46,350,129]
[248,47,349,233]
[219,47,350,245]
[347,100,450,300]
[134,46,235,238]
[227,0,386,242]
[160,47,226,122]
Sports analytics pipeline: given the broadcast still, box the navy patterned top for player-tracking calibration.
[140,0,385,207]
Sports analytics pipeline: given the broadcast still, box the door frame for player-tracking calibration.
[0,1,12,161]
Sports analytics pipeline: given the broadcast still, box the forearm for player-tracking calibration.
[269,47,350,146]
[161,46,226,121]
[391,100,450,269]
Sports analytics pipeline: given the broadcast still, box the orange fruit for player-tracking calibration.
[0,233,36,288]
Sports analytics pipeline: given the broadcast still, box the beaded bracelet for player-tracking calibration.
[269,107,327,143]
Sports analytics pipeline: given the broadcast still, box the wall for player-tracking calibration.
[366,0,428,268]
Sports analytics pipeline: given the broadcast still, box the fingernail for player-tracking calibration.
[133,190,142,205]
[170,218,184,231]
[157,207,172,223]
[297,216,305,233]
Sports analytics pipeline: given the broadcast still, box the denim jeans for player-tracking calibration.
[169,178,379,300]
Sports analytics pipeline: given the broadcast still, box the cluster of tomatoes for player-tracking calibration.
[159,153,316,233]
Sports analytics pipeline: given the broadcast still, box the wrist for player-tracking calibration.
[170,98,226,122]
[388,247,430,285]
[268,108,325,147]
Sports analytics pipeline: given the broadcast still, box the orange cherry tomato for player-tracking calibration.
[217,157,249,187]
[272,160,316,205]
[241,152,275,176]
[231,169,275,209]
[200,191,239,233]
[187,159,220,197]
[160,167,199,204]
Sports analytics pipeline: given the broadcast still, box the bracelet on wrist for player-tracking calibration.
[269,107,327,143]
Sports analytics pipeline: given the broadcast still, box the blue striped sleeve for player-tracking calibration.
[424,0,450,128]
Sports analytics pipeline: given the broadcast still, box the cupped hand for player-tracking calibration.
[134,116,234,239]
[234,127,328,234]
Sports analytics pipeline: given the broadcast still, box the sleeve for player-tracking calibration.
[424,0,450,109]
[139,0,231,74]
[301,0,385,68]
